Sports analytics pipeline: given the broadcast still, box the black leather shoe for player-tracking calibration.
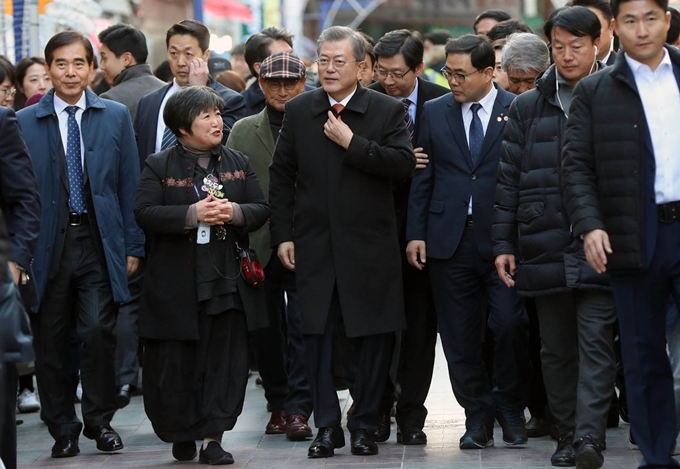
[551,432,575,467]
[397,425,427,445]
[372,412,391,442]
[350,429,379,455]
[51,435,80,458]
[574,434,604,469]
[460,424,494,449]
[172,440,197,461]
[115,384,133,409]
[199,441,234,465]
[526,416,550,437]
[83,424,124,452]
[495,405,528,445]
[308,427,345,458]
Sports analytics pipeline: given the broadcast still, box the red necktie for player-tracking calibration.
[332,103,344,116]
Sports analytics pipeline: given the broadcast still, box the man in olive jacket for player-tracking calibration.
[562,0,680,465]
[226,52,312,440]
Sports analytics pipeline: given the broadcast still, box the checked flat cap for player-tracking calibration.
[259,51,306,79]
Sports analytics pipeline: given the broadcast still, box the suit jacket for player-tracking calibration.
[100,64,165,122]
[17,88,145,309]
[269,85,416,337]
[134,76,247,167]
[368,78,449,243]
[406,84,516,261]
[226,107,275,266]
[0,107,41,308]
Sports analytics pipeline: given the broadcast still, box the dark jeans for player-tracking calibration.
[251,254,312,417]
[428,227,529,428]
[534,290,616,443]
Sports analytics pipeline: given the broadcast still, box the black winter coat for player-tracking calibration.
[562,47,680,271]
[494,64,609,296]
[135,145,269,341]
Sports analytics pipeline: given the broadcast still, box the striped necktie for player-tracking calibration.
[160,126,177,151]
[402,99,414,141]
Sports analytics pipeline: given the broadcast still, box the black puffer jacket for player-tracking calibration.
[493,64,609,297]
[562,46,680,271]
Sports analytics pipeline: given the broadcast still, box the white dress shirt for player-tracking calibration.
[626,50,680,204]
[54,92,86,168]
[328,86,357,108]
[154,79,182,153]
[461,85,498,214]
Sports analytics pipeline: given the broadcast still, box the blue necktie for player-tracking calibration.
[402,98,414,141]
[469,103,484,166]
[65,106,85,214]
[160,126,176,151]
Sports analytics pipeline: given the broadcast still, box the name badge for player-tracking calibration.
[197,221,210,244]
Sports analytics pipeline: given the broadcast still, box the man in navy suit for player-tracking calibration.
[562,0,680,465]
[368,29,449,446]
[406,34,528,450]
[134,19,246,166]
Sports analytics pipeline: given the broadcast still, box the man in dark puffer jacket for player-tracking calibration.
[562,0,680,465]
[494,7,616,469]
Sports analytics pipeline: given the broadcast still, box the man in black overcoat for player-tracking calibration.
[269,25,416,459]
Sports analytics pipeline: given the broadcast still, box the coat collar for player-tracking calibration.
[609,44,680,88]
[310,84,371,117]
[34,88,106,118]
[253,108,275,155]
[113,63,156,86]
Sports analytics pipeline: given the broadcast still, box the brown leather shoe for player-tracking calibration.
[265,410,287,434]
[286,413,313,441]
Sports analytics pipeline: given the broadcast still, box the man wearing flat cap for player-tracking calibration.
[227,51,313,440]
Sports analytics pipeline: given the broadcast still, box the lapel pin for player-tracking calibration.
[497,116,502,122]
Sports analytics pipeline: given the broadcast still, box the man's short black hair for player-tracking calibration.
[166,19,211,53]
[668,7,680,43]
[544,6,601,43]
[374,29,424,70]
[164,86,225,138]
[45,30,94,66]
[486,19,533,44]
[445,34,495,70]
[473,9,512,33]
[244,27,294,77]
[569,0,614,21]
[611,0,668,19]
[98,24,149,64]
[424,29,452,45]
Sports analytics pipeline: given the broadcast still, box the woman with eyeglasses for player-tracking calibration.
[0,57,17,108]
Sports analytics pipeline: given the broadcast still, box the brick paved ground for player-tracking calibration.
[16,341,645,468]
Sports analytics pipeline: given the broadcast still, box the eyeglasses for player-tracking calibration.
[374,68,413,80]
[316,58,359,69]
[0,87,16,99]
[440,67,483,83]
[264,78,301,91]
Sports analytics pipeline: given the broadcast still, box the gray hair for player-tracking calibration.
[501,33,550,75]
[317,26,367,62]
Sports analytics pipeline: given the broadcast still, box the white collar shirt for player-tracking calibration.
[626,50,680,204]
[155,79,182,153]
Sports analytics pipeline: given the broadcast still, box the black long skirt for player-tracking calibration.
[143,308,249,442]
